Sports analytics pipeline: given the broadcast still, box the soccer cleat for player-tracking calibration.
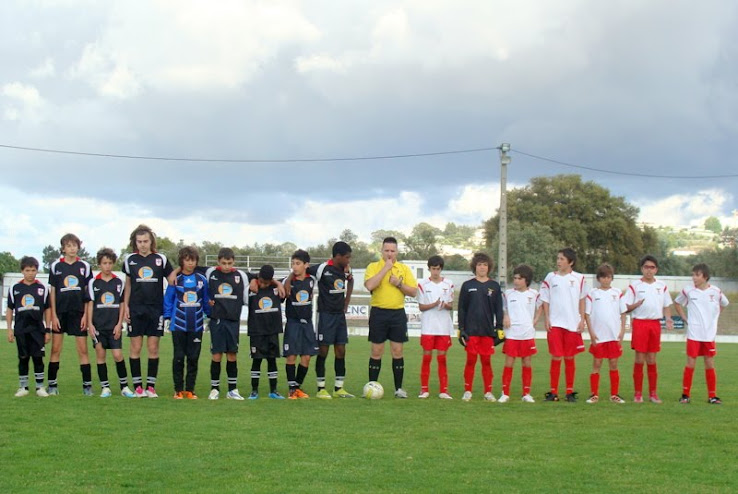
[633,393,644,403]
[184,391,198,400]
[248,391,259,400]
[418,391,430,399]
[145,386,159,399]
[46,387,59,396]
[708,396,722,405]
[36,387,49,397]
[83,387,93,397]
[134,386,146,398]
[544,392,559,402]
[461,391,473,402]
[316,389,332,400]
[288,390,299,400]
[394,388,408,399]
[679,394,691,404]
[14,388,29,397]
[438,392,453,400]
[121,386,135,398]
[610,394,626,404]
[227,390,245,400]
[208,389,220,400]
[585,394,599,404]
[565,392,578,403]
[521,394,536,403]
[100,387,112,398]
[268,391,285,400]
[483,392,496,402]
[497,394,510,403]
[173,391,184,399]
[293,389,309,399]
[649,393,662,404]
[333,388,355,398]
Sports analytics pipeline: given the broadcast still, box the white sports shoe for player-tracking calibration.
[36,387,49,397]
[209,389,220,400]
[121,386,135,398]
[145,386,159,398]
[483,392,497,402]
[521,394,536,403]
[497,394,510,403]
[227,389,245,400]
[14,388,29,397]
[438,392,453,400]
[418,391,430,399]
[394,388,408,399]
[462,391,473,402]
[100,387,112,398]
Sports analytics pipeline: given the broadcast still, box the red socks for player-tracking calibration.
[705,368,717,398]
[502,366,513,396]
[522,366,532,395]
[564,358,576,394]
[609,370,619,396]
[633,362,644,395]
[464,353,477,392]
[682,366,694,396]
[549,359,562,394]
[437,354,448,394]
[647,363,658,394]
[420,354,432,392]
[480,357,493,393]
[590,373,600,396]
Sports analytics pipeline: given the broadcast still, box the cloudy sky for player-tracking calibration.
[1,0,737,260]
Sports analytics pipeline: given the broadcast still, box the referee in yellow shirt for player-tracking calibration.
[364,237,418,398]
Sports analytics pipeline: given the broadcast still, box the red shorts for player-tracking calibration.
[686,339,716,358]
[547,327,584,357]
[589,340,623,359]
[420,335,452,352]
[503,338,537,358]
[465,336,495,356]
[631,319,661,353]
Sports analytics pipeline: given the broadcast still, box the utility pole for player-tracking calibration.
[498,143,511,288]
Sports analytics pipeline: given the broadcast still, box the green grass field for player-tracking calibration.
[1,335,736,493]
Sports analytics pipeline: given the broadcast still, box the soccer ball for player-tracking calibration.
[363,381,384,400]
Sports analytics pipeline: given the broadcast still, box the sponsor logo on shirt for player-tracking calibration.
[137,266,158,283]
[255,296,279,313]
[18,294,40,312]
[97,292,120,309]
[293,289,311,306]
[181,291,201,307]
[61,275,81,292]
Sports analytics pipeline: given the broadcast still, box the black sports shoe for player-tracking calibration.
[708,396,722,405]
[679,394,691,404]
[544,392,559,402]
[565,392,578,403]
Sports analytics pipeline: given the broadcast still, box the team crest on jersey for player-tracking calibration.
[155,258,162,266]
[487,288,496,297]
[184,291,198,304]
[709,294,715,302]
[296,290,310,303]
[309,280,314,289]
[569,280,575,287]
[527,296,534,304]
[37,288,44,296]
[612,294,617,301]
[234,276,240,284]
[197,281,203,289]
[273,288,279,296]
[22,294,35,307]
[333,279,345,290]
[219,284,233,296]
[79,267,85,275]
[138,266,154,279]
[259,297,273,310]
[101,292,116,305]
[64,276,79,288]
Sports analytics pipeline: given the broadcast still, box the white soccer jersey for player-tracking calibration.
[417,277,455,336]
[675,284,729,342]
[585,287,627,343]
[624,279,673,320]
[539,271,587,332]
[503,288,538,340]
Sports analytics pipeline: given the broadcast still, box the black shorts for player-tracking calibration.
[249,334,280,359]
[128,305,164,338]
[317,312,348,346]
[58,311,85,337]
[172,331,203,361]
[283,319,318,357]
[210,319,240,354]
[93,330,122,350]
[368,308,408,344]
[16,331,46,359]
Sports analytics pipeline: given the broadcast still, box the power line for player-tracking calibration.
[0,143,497,163]
[512,149,738,179]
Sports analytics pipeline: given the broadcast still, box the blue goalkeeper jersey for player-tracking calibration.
[163,272,211,332]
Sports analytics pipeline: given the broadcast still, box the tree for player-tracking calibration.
[443,254,470,272]
[0,251,20,278]
[370,229,406,251]
[484,175,645,274]
[487,221,559,283]
[704,216,722,234]
[403,222,441,260]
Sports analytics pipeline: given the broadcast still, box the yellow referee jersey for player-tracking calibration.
[365,260,418,309]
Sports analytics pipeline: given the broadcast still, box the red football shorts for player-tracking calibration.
[630,319,661,353]
[465,336,495,356]
[420,335,452,352]
[547,327,584,357]
[503,338,537,358]
[588,340,623,359]
[686,339,716,358]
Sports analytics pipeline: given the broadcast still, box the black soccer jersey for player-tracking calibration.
[206,267,254,321]
[457,278,503,337]
[122,252,173,307]
[284,275,316,321]
[7,281,49,333]
[49,257,92,314]
[247,285,283,336]
[307,260,349,313]
[87,274,124,330]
